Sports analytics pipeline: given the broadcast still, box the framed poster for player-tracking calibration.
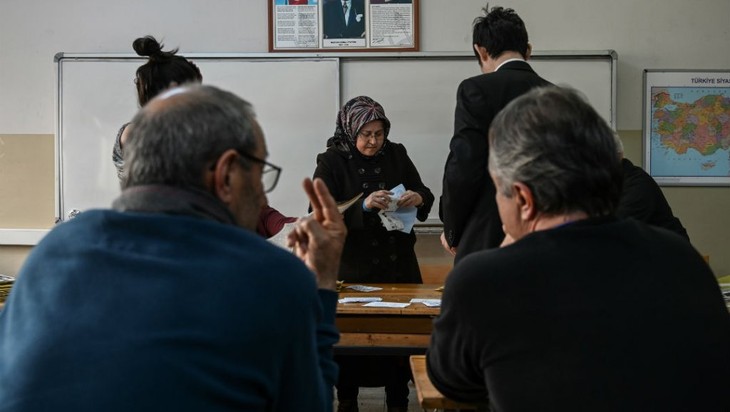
[269,0,419,52]
[643,69,730,186]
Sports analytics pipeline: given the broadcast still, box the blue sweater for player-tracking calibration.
[0,210,339,411]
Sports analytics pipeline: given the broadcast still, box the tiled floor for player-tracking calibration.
[334,383,423,412]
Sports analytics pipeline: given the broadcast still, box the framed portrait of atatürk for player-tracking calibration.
[269,0,419,52]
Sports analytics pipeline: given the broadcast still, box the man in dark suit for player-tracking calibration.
[323,0,365,39]
[427,86,730,411]
[439,5,551,264]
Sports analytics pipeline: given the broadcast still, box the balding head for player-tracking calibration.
[123,84,260,191]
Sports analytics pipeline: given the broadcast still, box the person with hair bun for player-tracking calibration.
[112,35,201,180]
[112,36,295,237]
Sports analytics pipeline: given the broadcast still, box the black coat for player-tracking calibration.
[617,158,690,241]
[313,140,434,283]
[440,60,551,264]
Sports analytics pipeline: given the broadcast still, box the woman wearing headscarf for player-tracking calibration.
[313,96,434,412]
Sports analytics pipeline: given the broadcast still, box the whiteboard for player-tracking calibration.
[56,56,340,220]
[56,51,615,224]
[342,52,616,223]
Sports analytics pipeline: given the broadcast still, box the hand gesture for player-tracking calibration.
[287,178,347,290]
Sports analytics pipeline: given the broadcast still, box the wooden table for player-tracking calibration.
[409,355,479,410]
[335,283,441,355]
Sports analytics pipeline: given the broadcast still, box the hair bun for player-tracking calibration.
[133,36,163,58]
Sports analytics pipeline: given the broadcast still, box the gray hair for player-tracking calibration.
[488,86,622,217]
[122,84,259,189]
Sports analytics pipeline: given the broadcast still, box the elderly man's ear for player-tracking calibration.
[207,149,241,204]
[513,182,536,222]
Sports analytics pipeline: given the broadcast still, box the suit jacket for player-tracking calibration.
[323,0,365,39]
[617,158,689,240]
[427,217,730,410]
[440,60,551,264]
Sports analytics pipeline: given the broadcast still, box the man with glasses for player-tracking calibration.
[0,85,347,412]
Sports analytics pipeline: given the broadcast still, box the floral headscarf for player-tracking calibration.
[328,96,391,152]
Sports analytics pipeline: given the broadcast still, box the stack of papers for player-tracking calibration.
[0,274,16,303]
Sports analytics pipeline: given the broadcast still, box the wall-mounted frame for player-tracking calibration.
[643,69,730,186]
[269,0,419,52]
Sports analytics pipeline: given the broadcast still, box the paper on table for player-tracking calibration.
[410,298,441,307]
[346,285,383,292]
[363,301,411,308]
[268,192,364,250]
[338,297,383,303]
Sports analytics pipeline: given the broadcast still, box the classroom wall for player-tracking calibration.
[1,0,729,276]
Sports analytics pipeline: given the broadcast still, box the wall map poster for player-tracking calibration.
[269,0,418,52]
[643,70,730,186]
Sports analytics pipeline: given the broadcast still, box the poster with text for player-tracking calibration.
[269,0,418,52]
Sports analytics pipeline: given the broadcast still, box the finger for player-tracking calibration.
[312,178,341,223]
[303,178,322,222]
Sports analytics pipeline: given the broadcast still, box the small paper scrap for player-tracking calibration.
[410,298,441,307]
[346,285,383,292]
[363,301,411,308]
[338,297,383,304]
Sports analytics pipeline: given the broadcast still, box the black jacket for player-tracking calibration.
[440,60,551,263]
[313,139,434,283]
[617,158,689,241]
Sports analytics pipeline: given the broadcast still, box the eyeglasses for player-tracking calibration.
[236,150,282,193]
[357,130,385,140]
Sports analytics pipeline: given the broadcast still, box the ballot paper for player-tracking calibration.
[363,301,411,308]
[338,297,383,304]
[268,192,363,250]
[378,184,417,233]
[410,298,441,307]
[346,285,383,292]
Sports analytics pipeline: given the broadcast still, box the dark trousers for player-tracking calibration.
[335,355,412,407]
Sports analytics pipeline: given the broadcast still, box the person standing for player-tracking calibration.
[112,35,294,238]
[440,5,551,264]
[313,96,434,412]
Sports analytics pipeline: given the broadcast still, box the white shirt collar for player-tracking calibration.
[495,58,525,72]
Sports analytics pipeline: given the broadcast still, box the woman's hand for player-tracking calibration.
[364,190,393,210]
[397,190,423,208]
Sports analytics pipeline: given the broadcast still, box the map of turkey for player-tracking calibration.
[652,90,730,157]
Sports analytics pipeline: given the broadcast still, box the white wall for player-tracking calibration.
[2,0,729,133]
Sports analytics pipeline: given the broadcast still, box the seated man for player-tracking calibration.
[0,85,347,412]
[615,137,690,241]
[426,87,730,411]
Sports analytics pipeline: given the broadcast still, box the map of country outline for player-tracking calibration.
[651,90,730,157]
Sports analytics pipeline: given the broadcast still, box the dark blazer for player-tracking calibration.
[427,217,730,410]
[323,0,365,39]
[313,140,434,283]
[440,60,551,264]
[617,158,690,241]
